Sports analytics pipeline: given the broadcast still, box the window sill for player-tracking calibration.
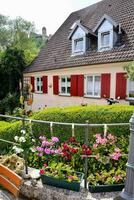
[59,93,71,97]
[34,91,43,94]
[71,51,85,56]
[84,95,101,99]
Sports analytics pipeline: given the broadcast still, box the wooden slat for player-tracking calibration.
[0,164,22,187]
[0,175,19,197]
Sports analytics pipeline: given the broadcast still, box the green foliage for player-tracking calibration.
[31,105,133,142]
[0,105,133,154]
[124,62,134,81]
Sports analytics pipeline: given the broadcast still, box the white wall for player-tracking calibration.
[24,62,129,111]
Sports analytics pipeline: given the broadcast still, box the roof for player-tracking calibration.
[25,0,134,73]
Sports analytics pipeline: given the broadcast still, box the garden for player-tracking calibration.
[0,105,133,196]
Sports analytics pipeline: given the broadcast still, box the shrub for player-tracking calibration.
[0,105,133,153]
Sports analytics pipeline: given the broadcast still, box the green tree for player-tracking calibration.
[124,62,134,81]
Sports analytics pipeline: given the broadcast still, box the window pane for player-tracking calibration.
[87,76,93,95]
[67,87,70,94]
[94,76,101,96]
[74,38,83,52]
[101,32,110,47]
[61,87,66,93]
[67,77,71,82]
[37,86,40,91]
[129,80,134,97]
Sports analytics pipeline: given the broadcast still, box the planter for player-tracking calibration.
[41,172,84,192]
[88,183,125,193]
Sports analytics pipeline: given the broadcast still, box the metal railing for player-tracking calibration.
[0,114,130,189]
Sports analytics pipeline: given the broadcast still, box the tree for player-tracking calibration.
[124,62,134,81]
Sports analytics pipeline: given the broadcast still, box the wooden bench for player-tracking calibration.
[0,164,22,197]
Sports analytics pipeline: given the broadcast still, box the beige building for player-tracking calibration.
[24,0,134,111]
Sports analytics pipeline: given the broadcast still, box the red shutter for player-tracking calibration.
[71,75,78,96]
[31,77,35,92]
[101,74,111,98]
[77,75,84,97]
[42,76,48,93]
[116,73,127,99]
[53,76,59,95]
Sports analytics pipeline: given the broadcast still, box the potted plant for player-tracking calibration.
[40,161,84,192]
[88,133,128,192]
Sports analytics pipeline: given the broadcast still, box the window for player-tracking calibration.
[101,32,110,48]
[85,75,101,97]
[74,38,84,52]
[60,76,71,95]
[35,77,43,93]
[128,80,134,97]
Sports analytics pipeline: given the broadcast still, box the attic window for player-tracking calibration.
[101,31,110,48]
[74,38,84,52]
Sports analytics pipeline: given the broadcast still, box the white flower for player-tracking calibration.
[21,129,26,135]
[13,146,23,154]
[14,136,19,142]
[32,139,35,143]
[19,136,26,143]
[30,147,36,152]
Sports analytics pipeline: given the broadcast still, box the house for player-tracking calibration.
[24,0,134,110]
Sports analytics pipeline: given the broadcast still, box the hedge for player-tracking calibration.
[0,105,134,152]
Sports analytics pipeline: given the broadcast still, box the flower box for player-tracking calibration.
[41,172,84,192]
[88,183,125,193]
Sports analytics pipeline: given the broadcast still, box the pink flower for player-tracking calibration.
[115,148,121,153]
[36,147,44,152]
[96,134,101,139]
[39,136,46,141]
[93,144,98,149]
[50,149,55,154]
[42,141,53,147]
[111,151,122,160]
[96,136,107,145]
[55,148,62,154]
[38,153,43,157]
[43,164,47,167]
[114,175,122,182]
[44,148,51,154]
[51,137,59,143]
[107,134,115,140]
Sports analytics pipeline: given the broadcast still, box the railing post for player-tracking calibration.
[120,113,134,200]
[84,120,89,190]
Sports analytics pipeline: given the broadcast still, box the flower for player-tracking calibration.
[111,151,122,160]
[38,153,43,157]
[40,169,45,175]
[19,136,26,143]
[20,129,26,135]
[36,147,44,152]
[63,143,70,151]
[54,148,62,154]
[51,137,59,143]
[44,148,51,154]
[96,135,107,145]
[93,144,98,149]
[13,146,23,154]
[39,136,46,141]
[107,134,115,140]
[68,137,76,143]
[42,140,53,147]
[14,136,19,142]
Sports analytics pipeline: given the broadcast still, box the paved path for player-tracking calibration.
[0,189,27,200]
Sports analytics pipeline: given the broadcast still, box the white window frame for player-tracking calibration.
[101,31,110,49]
[35,77,43,93]
[84,74,101,98]
[127,79,134,98]
[59,76,71,96]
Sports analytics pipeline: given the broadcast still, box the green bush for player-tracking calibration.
[0,105,133,153]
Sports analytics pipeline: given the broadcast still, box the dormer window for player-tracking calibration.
[93,14,119,52]
[68,21,97,56]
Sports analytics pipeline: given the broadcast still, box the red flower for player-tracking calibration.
[66,154,72,161]
[71,148,78,154]
[69,137,76,143]
[86,149,92,156]
[40,169,45,175]
[82,144,88,149]
[63,143,70,151]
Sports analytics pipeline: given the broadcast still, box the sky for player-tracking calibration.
[0,0,101,35]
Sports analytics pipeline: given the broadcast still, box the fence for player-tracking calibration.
[0,114,130,190]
